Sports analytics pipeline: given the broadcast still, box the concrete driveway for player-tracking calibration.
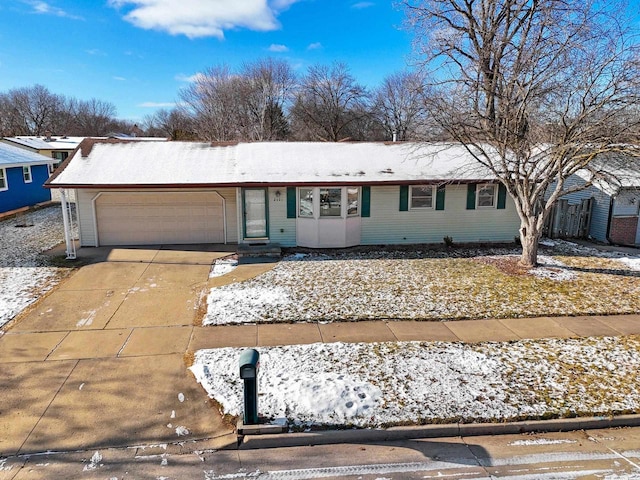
[0,245,273,457]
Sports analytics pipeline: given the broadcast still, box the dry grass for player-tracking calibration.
[204,243,640,325]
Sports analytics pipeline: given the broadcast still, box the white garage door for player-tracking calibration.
[96,192,224,246]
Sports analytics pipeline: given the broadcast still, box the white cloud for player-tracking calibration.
[175,72,206,83]
[85,49,106,56]
[351,1,374,8]
[26,1,83,19]
[109,0,302,39]
[113,76,127,81]
[137,102,178,108]
[268,44,289,52]
[307,42,322,50]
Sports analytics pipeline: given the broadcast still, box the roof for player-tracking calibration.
[575,154,640,196]
[47,141,496,188]
[3,136,85,151]
[0,142,55,168]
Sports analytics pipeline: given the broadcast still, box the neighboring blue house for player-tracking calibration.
[0,142,55,214]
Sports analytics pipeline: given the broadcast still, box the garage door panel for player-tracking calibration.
[96,192,225,246]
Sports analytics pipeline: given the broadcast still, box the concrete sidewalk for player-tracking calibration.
[2,244,640,458]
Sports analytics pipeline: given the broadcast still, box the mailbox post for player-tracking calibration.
[239,349,260,425]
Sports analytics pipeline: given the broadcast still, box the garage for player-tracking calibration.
[95,192,225,246]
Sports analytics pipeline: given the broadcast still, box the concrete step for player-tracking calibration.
[237,243,282,258]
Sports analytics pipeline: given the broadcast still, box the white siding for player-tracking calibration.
[361,185,520,245]
[76,188,237,247]
[267,187,296,246]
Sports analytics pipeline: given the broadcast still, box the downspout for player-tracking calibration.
[91,192,103,247]
[605,195,615,244]
[60,189,76,259]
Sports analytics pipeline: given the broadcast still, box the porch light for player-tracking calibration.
[275,190,281,199]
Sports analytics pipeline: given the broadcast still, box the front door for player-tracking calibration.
[243,188,268,238]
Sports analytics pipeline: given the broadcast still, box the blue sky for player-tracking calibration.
[0,1,414,122]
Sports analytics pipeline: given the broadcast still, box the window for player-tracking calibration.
[298,188,313,217]
[477,184,496,208]
[297,187,360,218]
[347,188,359,216]
[320,188,342,217]
[23,166,32,183]
[0,168,6,191]
[49,152,67,173]
[410,185,435,209]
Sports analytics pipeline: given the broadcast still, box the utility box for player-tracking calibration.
[239,349,260,425]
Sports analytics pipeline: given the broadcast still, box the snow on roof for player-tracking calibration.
[48,141,496,188]
[0,142,55,168]
[5,136,85,151]
[574,155,640,195]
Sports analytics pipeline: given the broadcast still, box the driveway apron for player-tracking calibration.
[0,247,237,456]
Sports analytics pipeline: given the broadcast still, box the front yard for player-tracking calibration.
[204,241,640,325]
[195,241,640,429]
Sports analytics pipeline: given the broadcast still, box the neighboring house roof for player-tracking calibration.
[575,155,640,196]
[3,136,85,152]
[0,142,55,168]
[47,141,496,188]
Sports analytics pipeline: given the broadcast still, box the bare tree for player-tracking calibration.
[142,108,195,139]
[371,70,426,141]
[403,0,640,266]
[67,98,118,136]
[239,58,295,140]
[179,65,244,141]
[3,84,63,135]
[291,62,371,141]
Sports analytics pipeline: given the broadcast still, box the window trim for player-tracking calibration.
[409,185,436,210]
[0,168,6,191]
[476,183,497,209]
[23,166,32,183]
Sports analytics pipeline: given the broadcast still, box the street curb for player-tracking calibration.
[238,414,640,449]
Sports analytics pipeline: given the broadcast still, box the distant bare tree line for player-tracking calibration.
[145,58,433,142]
[0,84,137,137]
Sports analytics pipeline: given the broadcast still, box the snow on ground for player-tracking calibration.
[209,258,238,278]
[191,335,640,428]
[0,207,67,328]
[204,242,640,325]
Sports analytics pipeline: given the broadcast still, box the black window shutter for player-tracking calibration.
[497,183,507,209]
[466,184,476,210]
[361,186,371,217]
[286,187,296,218]
[399,185,409,211]
[435,185,446,211]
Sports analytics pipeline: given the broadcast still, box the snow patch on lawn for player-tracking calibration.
[209,258,238,278]
[0,207,67,328]
[529,255,577,281]
[618,256,640,271]
[191,336,640,428]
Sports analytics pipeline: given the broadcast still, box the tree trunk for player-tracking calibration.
[519,219,542,268]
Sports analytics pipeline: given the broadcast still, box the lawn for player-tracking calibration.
[0,206,72,328]
[191,335,640,429]
[204,241,640,325]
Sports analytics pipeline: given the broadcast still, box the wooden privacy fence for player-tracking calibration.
[544,197,594,239]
